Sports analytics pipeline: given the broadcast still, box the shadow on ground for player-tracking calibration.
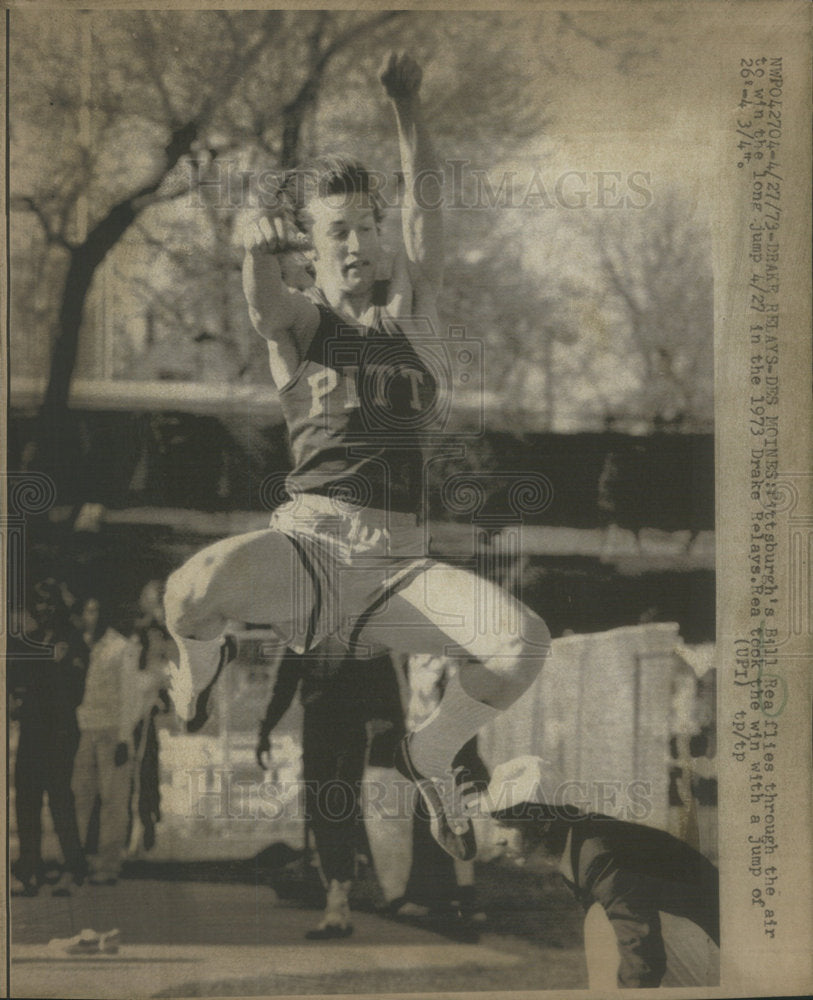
[16,841,583,952]
[118,843,584,951]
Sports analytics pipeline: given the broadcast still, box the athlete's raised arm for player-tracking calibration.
[380,52,444,314]
[242,212,319,388]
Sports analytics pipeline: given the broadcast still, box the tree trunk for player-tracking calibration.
[280,80,318,170]
[43,208,135,417]
[33,126,199,480]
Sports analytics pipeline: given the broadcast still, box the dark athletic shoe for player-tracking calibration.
[394,734,477,862]
[50,871,78,897]
[10,874,38,898]
[186,634,238,733]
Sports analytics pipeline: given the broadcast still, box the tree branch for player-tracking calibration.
[12,196,73,250]
[597,226,642,319]
[595,225,657,381]
[279,10,407,166]
[133,13,178,125]
[558,12,609,49]
[317,10,405,70]
[197,10,283,124]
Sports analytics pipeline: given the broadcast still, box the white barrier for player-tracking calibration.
[478,622,684,831]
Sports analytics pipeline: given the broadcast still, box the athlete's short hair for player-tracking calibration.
[283,155,386,234]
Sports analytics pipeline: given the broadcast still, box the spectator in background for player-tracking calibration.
[9,579,89,897]
[72,597,146,885]
[256,637,403,939]
[129,580,172,856]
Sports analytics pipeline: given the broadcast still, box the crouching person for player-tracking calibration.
[73,598,145,885]
[484,756,719,989]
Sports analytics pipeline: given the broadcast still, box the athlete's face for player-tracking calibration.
[306,193,381,296]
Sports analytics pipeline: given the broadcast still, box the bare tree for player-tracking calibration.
[586,194,714,429]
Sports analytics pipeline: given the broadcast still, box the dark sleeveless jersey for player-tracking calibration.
[278,295,437,515]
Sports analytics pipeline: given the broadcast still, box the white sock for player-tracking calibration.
[409,672,498,778]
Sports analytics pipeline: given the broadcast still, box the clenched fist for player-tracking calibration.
[243,211,311,257]
[379,51,423,104]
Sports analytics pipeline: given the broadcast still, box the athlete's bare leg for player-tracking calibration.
[353,562,551,778]
[163,529,316,718]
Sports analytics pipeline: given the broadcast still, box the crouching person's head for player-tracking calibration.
[478,756,585,867]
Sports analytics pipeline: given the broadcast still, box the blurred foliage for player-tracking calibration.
[581,197,714,430]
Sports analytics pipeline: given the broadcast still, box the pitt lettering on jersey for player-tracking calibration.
[307,368,339,418]
[280,300,436,514]
[307,363,427,419]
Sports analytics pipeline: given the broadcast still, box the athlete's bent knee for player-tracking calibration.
[489,612,551,691]
[164,560,222,639]
[163,567,196,636]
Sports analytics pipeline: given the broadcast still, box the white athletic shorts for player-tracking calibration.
[269,493,433,655]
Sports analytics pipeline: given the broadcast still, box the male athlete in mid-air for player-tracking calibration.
[164,52,551,860]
